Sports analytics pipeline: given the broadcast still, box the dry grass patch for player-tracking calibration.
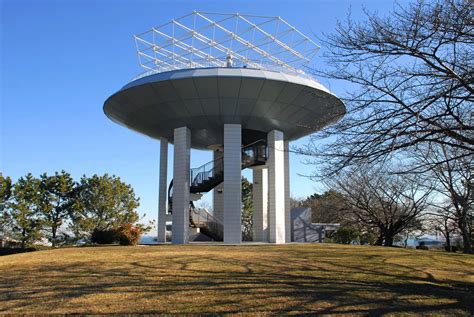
[0,244,473,315]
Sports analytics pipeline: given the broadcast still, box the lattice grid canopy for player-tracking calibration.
[134,12,320,78]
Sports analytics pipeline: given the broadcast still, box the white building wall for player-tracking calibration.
[223,124,242,243]
[267,130,286,244]
[252,167,268,242]
[157,137,168,243]
[284,140,291,242]
[172,127,191,244]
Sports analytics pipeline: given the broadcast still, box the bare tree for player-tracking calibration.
[415,144,473,253]
[299,190,352,225]
[395,218,424,248]
[426,206,458,251]
[329,166,432,246]
[297,0,473,177]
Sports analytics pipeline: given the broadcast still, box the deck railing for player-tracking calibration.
[130,58,318,83]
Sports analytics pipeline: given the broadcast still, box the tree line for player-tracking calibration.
[0,171,146,248]
[293,0,473,253]
[294,147,472,253]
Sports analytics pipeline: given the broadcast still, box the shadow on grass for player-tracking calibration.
[0,248,37,256]
[0,245,473,315]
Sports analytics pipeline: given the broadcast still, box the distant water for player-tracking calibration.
[396,235,446,247]
[140,235,158,245]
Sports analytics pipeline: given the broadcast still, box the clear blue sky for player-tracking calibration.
[1,0,405,225]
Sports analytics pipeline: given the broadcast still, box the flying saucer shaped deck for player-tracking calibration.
[103,12,345,149]
[104,67,344,149]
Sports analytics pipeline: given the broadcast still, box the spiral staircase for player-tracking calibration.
[167,140,267,241]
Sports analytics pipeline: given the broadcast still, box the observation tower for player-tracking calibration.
[103,12,345,244]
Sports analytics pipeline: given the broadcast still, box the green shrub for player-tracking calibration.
[91,229,119,244]
[445,246,460,252]
[416,245,429,250]
[359,231,378,245]
[0,247,37,256]
[333,227,360,244]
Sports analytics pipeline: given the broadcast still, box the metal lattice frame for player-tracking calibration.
[134,11,320,77]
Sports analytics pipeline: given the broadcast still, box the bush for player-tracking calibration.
[90,224,144,246]
[333,227,360,244]
[444,245,458,252]
[359,231,378,245]
[117,224,143,246]
[0,247,37,256]
[416,245,429,250]
[447,246,459,252]
[91,229,119,244]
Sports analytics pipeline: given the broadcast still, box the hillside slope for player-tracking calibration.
[1,244,473,315]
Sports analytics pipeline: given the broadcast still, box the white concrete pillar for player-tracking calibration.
[213,150,224,222]
[223,124,242,243]
[284,140,291,243]
[252,167,268,242]
[267,130,286,244]
[157,137,168,243]
[172,127,191,244]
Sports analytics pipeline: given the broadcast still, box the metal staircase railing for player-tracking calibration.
[167,139,268,241]
[174,139,267,196]
[189,157,224,193]
[189,206,223,241]
[190,156,223,187]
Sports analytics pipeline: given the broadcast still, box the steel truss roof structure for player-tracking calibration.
[134,11,320,77]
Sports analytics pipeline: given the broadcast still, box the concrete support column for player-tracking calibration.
[172,127,191,244]
[252,168,268,242]
[213,150,224,222]
[268,130,286,244]
[284,140,291,243]
[223,124,242,243]
[157,137,168,243]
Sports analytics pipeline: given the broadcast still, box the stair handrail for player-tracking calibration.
[190,156,223,175]
[190,139,267,185]
[198,207,223,226]
[190,156,224,186]
[191,139,266,176]
[190,206,224,240]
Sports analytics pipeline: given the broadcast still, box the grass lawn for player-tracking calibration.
[0,243,473,315]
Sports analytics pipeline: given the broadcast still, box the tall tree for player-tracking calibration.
[0,174,12,205]
[0,174,13,243]
[300,190,350,225]
[417,144,473,253]
[8,174,43,248]
[329,166,432,246]
[297,0,473,177]
[38,171,77,247]
[426,206,458,251]
[70,174,140,242]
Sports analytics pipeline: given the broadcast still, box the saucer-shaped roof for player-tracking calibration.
[104,67,345,149]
